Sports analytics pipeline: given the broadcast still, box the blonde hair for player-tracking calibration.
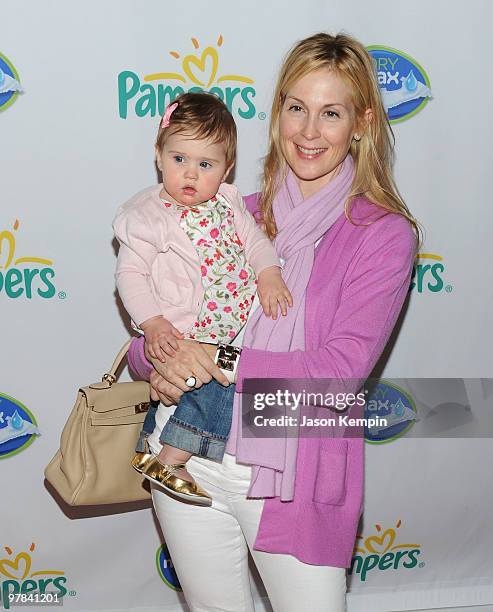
[156,92,237,169]
[261,32,420,242]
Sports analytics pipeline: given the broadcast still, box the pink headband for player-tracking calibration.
[161,102,178,128]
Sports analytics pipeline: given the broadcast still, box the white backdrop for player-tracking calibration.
[1,1,492,610]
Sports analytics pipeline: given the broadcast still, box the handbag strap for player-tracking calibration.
[101,340,133,386]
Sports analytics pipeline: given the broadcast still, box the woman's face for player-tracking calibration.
[279,67,359,199]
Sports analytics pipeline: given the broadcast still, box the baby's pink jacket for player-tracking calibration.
[113,183,280,328]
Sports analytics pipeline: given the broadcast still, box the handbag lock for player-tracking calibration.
[135,402,150,414]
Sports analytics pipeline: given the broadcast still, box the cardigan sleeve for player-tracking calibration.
[113,207,163,326]
[127,336,153,381]
[235,215,416,391]
[220,184,280,275]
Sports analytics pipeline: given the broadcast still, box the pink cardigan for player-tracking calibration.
[128,194,416,567]
[113,183,279,327]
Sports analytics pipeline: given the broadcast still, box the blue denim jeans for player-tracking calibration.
[135,398,160,454]
[135,380,235,461]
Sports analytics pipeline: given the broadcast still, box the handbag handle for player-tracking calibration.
[101,339,133,386]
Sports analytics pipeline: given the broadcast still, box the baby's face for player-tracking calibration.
[157,131,230,207]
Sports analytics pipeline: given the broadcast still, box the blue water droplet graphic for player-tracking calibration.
[11,410,24,430]
[405,70,418,92]
[0,69,5,87]
[393,398,405,417]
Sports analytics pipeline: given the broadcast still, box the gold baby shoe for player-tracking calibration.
[142,458,212,506]
[131,440,155,473]
[131,451,155,474]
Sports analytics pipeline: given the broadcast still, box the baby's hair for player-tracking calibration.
[156,92,237,169]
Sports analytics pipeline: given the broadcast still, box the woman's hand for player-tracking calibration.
[145,338,229,400]
[149,369,184,406]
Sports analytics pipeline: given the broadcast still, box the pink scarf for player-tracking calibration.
[227,155,355,500]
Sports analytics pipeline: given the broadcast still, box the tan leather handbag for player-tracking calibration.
[44,340,151,505]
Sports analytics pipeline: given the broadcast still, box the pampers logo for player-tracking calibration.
[365,381,417,443]
[411,253,452,294]
[119,35,259,120]
[0,543,75,610]
[156,544,181,592]
[0,220,65,300]
[367,46,432,122]
[0,393,40,459]
[350,520,424,582]
[0,52,22,112]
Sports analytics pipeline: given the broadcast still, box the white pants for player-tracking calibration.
[149,412,347,612]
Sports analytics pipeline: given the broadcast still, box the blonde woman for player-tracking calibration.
[127,32,418,611]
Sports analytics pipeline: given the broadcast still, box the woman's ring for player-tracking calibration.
[185,376,197,388]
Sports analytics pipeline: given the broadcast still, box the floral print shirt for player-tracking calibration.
[163,193,257,343]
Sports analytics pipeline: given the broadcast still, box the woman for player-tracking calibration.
[128,32,418,611]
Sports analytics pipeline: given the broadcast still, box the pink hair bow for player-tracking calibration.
[161,102,178,128]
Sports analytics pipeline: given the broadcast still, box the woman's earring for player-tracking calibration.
[354,134,361,142]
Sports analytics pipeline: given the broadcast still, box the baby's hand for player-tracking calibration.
[140,316,184,363]
[257,266,293,320]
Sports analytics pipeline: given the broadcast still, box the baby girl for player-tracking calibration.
[113,93,291,505]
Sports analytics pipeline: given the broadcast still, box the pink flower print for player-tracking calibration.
[205,257,214,266]
[201,321,207,327]
[210,228,219,239]
[239,303,245,310]
[233,290,238,298]
[194,322,199,327]
[239,269,248,280]
[207,301,218,311]
[210,333,217,339]
[214,249,224,260]
[226,282,237,292]
[224,306,232,313]
[206,316,212,324]
[163,201,172,208]
[197,238,207,246]
[200,219,209,227]
[201,265,207,277]
[240,313,246,321]
[228,331,236,338]
[226,263,236,272]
